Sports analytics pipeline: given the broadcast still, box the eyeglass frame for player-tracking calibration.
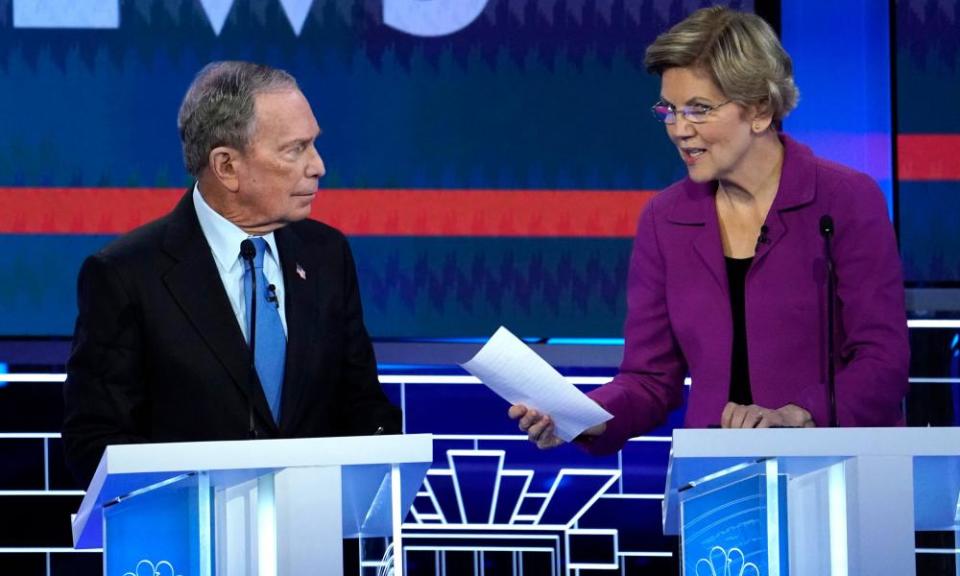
[651,100,733,124]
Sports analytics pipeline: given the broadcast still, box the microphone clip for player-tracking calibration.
[266,284,279,309]
[756,225,771,246]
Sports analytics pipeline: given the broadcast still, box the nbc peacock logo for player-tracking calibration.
[695,546,761,576]
[122,560,182,576]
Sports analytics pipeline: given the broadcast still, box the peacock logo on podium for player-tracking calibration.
[695,546,761,576]
[122,559,182,576]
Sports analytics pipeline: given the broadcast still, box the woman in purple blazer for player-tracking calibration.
[511,7,909,454]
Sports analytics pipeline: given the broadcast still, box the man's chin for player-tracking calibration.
[288,199,315,221]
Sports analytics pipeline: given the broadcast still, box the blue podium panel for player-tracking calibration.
[680,462,789,576]
[103,473,211,576]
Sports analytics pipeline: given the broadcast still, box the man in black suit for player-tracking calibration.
[62,61,401,485]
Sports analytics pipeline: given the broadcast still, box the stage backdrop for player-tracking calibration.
[896,0,960,285]
[0,0,753,338]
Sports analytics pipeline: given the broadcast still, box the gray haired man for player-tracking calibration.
[63,61,401,485]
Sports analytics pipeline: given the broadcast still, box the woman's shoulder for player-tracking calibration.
[783,134,885,213]
[647,176,708,216]
[784,134,880,193]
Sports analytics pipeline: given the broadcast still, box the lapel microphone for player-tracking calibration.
[267,284,279,308]
[240,239,259,438]
[756,225,770,246]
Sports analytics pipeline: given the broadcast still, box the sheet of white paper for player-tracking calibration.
[461,326,612,442]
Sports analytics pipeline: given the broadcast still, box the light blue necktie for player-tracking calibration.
[242,237,286,423]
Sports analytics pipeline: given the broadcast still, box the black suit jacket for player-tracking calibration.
[62,191,401,485]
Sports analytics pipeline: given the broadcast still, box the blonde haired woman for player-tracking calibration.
[512,7,908,452]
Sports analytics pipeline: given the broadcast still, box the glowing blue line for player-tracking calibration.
[765,459,780,576]
[0,548,102,553]
[908,319,960,329]
[829,463,849,576]
[545,338,624,345]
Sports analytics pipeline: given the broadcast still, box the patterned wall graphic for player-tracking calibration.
[0,0,752,337]
[896,0,960,284]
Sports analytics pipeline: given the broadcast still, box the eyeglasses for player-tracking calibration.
[651,100,732,124]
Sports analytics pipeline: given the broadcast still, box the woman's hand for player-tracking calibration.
[508,404,608,449]
[721,402,815,428]
[508,404,565,449]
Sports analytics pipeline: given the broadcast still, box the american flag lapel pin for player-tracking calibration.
[296,263,306,280]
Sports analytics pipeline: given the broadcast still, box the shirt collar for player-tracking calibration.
[192,184,281,272]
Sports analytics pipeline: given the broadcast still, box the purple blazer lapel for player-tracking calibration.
[754,135,818,267]
[667,179,727,292]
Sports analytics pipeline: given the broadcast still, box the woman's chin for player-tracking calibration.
[686,167,714,183]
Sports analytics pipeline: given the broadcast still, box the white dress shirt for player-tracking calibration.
[192,185,288,340]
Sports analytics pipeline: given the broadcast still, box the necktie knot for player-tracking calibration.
[250,237,268,270]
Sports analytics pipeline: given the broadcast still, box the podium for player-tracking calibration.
[71,434,433,576]
[663,428,960,576]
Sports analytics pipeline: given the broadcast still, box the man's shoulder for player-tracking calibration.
[97,213,172,263]
[287,218,349,246]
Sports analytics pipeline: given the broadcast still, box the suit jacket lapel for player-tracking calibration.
[160,191,278,432]
[275,225,320,431]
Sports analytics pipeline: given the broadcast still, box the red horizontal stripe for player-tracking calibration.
[898,134,960,180]
[0,188,653,237]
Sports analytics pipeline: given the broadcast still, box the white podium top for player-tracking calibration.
[663,427,960,533]
[72,434,433,547]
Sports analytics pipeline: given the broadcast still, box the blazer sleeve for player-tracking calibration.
[332,238,403,436]
[62,254,150,486]
[792,173,910,426]
[581,198,688,455]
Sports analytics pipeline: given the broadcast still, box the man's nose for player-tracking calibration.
[307,145,325,179]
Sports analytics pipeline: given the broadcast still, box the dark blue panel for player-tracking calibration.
[569,532,616,564]
[0,554,45,575]
[621,553,680,575]
[424,473,463,524]
[350,237,633,338]
[50,552,103,576]
[0,235,114,336]
[449,452,503,524]
[404,383,514,435]
[380,383,402,411]
[492,473,530,524]
[405,382,619,436]
[430,439,476,470]
[900,181,960,282]
[477,439,619,493]
[405,549,438,576]
[896,1,960,134]
[578,497,673,552]
[517,495,546,516]
[0,494,83,546]
[538,472,617,525]
[0,382,64,432]
[621,440,672,494]
[413,495,437,516]
[0,438,44,490]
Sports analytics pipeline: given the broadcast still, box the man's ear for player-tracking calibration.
[209,146,241,192]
